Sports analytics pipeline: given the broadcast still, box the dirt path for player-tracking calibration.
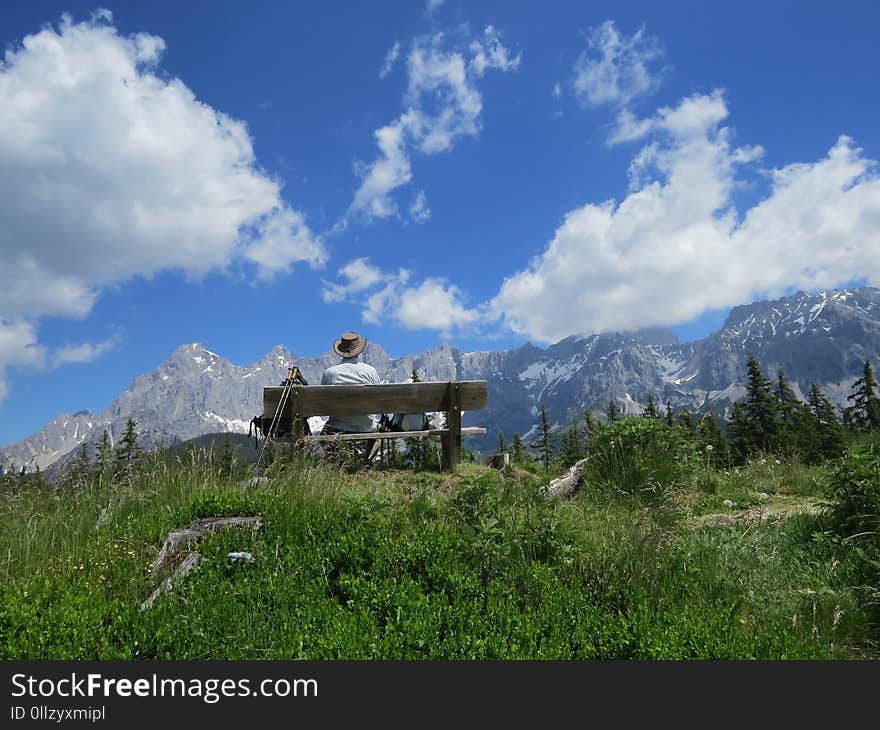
[690,496,828,528]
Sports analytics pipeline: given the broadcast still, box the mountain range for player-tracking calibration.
[2,287,879,472]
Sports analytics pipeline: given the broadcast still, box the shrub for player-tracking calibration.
[583,417,697,503]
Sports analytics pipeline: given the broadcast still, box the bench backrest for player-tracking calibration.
[263,380,488,420]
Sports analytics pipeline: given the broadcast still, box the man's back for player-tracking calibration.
[321,359,381,432]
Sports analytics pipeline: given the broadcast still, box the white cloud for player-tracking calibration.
[380,41,400,79]
[322,258,398,303]
[51,334,122,368]
[409,190,431,223]
[552,82,562,99]
[322,259,478,335]
[469,26,522,77]
[425,0,446,14]
[397,279,481,332]
[0,321,46,401]
[572,20,663,108]
[491,91,880,342]
[345,26,519,223]
[0,13,324,399]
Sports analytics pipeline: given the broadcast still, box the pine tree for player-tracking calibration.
[696,410,728,466]
[583,410,599,449]
[642,394,659,419]
[95,429,113,485]
[607,399,619,423]
[808,383,847,461]
[64,441,92,492]
[498,432,507,454]
[559,427,583,468]
[665,401,675,427]
[843,360,880,432]
[727,402,751,464]
[678,408,695,433]
[534,404,554,469]
[774,369,814,459]
[512,434,526,463]
[741,354,780,455]
[114,418,143,485]
[219,434,236,477]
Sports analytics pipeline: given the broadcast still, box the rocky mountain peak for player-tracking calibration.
[3,287,880,474]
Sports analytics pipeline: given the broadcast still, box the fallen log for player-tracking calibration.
[140,551,203,611]
[547,458,588,499]
[151,516,263,577]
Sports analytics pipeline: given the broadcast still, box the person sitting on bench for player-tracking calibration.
[320,331,381,435]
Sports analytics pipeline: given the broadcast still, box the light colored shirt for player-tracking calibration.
[320,358,381,432]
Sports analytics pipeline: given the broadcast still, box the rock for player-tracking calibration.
[758,492,770,500]
[228,551,255,563]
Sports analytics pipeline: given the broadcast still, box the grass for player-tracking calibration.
[0,447,876,659]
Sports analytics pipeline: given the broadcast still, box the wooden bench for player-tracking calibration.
[261,380,488,470]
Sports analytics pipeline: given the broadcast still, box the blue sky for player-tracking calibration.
[1,0,879,446]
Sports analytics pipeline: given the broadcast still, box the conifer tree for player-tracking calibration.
[219,434,236,477]
[727,401,751,464]
[498,432,507,454]
[642,394,659,419]
[678,408,695,433]
[64,441,92,492]
[774,369,814,459]
[95,429,113,485]
[403,367,426,468]
[808,383,847,461]
[559,427,583,468]
[512,434,526,463]
[843,360,880,431]
[742,355,780,455]
[665,401,675,427]
[607,399,619,423]
[114,418,143,485]
[534,404,554,469]
[696,410,728,466]
[583,410,599,449]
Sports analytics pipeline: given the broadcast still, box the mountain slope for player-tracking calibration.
[2,287,879,471]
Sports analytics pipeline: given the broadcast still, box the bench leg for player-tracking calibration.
[442,382,462,471]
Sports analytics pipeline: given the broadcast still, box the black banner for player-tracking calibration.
[2,660,876,726]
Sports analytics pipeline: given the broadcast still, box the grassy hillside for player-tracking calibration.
[1,440,877,659]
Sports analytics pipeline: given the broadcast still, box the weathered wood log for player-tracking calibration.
[548,458,588,499]
[150,516,263,576]
[140,551,203,611]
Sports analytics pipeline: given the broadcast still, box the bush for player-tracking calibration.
[827,441,880,538]
[583,418,697,503]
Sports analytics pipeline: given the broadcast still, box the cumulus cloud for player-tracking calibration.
[322,259,479,335]
[345,25,519,224]
[572,20,663,108]
[0,13,324,400]
[51,334,122,368]
[321,258,407,303]
[492,91,880,342]
[0,321,46,401]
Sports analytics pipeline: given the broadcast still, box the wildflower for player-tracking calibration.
[774,459,781,465]
[705,444,714,452]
